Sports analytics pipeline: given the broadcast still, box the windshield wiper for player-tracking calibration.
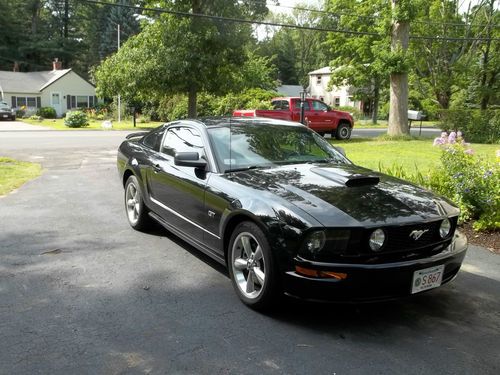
[310,159,336,163]
[224,165,262,173]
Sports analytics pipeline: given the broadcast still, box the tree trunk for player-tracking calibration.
[372,80,380,124]
[188,85,197,118]
[479,0,494,110]
[388,1,410,136]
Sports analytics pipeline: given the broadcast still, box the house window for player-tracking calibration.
[11,96,41,108]
[76,96,89,108]
[334,97,340,107]
[68,95,96,109]
[27,97,37,107]
[316,75,322,85]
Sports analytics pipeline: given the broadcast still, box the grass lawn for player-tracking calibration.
[355,119,439,129]
[0,157,42,196]
[23,118,163,130]
[331,138,499,175]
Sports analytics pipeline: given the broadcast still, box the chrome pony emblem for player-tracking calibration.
[409,229,429,240]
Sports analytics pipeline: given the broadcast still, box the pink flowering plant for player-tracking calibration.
[428,142,499,231]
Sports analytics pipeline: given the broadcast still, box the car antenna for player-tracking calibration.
[229,116,232,174]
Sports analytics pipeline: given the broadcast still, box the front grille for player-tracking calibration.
[340,217,457,263]
[384,221,442,252]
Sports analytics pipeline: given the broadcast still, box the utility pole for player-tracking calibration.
[117,24,121,123]
[388,0,410,136]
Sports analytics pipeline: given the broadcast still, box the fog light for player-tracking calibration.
[305,231,326,253]
[369,228,386,251]
[439,218,451,238]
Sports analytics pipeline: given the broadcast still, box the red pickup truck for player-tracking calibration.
[233,97,354,139]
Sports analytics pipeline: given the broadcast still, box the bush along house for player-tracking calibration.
[0,59,97,117]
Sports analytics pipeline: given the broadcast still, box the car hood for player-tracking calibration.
[224,163,458,227]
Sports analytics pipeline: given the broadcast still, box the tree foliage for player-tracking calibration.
[95,0,271,117]
[324,0,391,124]
[257,5,333,87]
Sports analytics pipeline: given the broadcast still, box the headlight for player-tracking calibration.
[305,231,326,253]
[439,218,451,238]
[369,228,386,251]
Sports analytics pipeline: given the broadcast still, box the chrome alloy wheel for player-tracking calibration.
[339,126,349,138]
[231,232,266,299]
[125,181,141,225]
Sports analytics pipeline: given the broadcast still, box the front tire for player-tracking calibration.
[124,175,151,231]
[335,123,351,140]
[228,221,279,311]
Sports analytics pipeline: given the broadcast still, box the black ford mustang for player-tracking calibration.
[117,118,467,310]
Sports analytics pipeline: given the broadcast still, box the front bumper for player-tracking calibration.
[283,231,468,302]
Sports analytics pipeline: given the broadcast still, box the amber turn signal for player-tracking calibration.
[295,266,347,280]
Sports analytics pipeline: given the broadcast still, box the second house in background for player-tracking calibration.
[308,67,371,116]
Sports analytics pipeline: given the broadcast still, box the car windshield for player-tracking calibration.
[207,123,350,172]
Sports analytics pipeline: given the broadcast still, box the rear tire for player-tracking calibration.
[335,123,351,140]
[228,221,280,311]
[124,175,151,231]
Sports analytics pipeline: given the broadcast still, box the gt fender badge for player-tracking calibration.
[409,229,429,240]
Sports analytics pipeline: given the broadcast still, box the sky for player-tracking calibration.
[268,0,484,14]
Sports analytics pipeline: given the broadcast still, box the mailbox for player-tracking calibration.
[408,110,424,121]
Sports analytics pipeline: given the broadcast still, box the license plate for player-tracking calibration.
[2,114,8,118]
[411,265,445,294]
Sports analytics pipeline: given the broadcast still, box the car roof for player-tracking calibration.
[167,117,306,129]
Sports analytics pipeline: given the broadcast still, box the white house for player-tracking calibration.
[307,67,367,113]
[0,59,97,117]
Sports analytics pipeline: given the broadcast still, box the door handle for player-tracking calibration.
[153,164,161,173]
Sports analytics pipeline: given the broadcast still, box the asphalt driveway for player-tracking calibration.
[0,128,499,374]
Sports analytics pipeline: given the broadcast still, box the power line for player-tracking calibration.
[243,0,500,29]
[77,0,500,42]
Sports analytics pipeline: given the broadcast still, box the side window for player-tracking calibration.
[272,100,289,110]
[162,127,205,159]
[142,129,165,151]
[293,100,310,111]
[312,100,329,111]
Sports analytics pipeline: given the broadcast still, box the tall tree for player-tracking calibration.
[469,0,500,109]
[95,0,269,117]
[99,0,140,59]
[388,0,411,136]
[257,5,332,87]
[324,0,389,124]
[410,0,472,110]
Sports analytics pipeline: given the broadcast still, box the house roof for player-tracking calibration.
[0,69,73,93]
[275,84,304,97]
[308,67,332,75]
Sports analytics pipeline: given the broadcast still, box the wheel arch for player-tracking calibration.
[123,169,134,187]
[221,212,273,266]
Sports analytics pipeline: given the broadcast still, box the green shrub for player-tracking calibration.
[438,109,500,144]
[64,111,89,128]
[36,106,57,119]
[15,109,25,118]
[337,106,362,120]
[154,89,278,121]
[427,143,499,230]
[377,101,390,120]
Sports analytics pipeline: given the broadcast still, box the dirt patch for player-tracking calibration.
[459,222,499,254]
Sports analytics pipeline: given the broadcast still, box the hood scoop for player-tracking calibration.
[311,167,380,187]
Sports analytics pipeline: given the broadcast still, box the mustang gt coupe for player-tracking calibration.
[117,118,467,310]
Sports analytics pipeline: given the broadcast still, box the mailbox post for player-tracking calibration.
[299,91,306,125]
[408,110,425,135]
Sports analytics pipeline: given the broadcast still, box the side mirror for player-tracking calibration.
[174,152,207,168]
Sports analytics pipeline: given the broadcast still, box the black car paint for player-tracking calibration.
[117,119,467,302]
